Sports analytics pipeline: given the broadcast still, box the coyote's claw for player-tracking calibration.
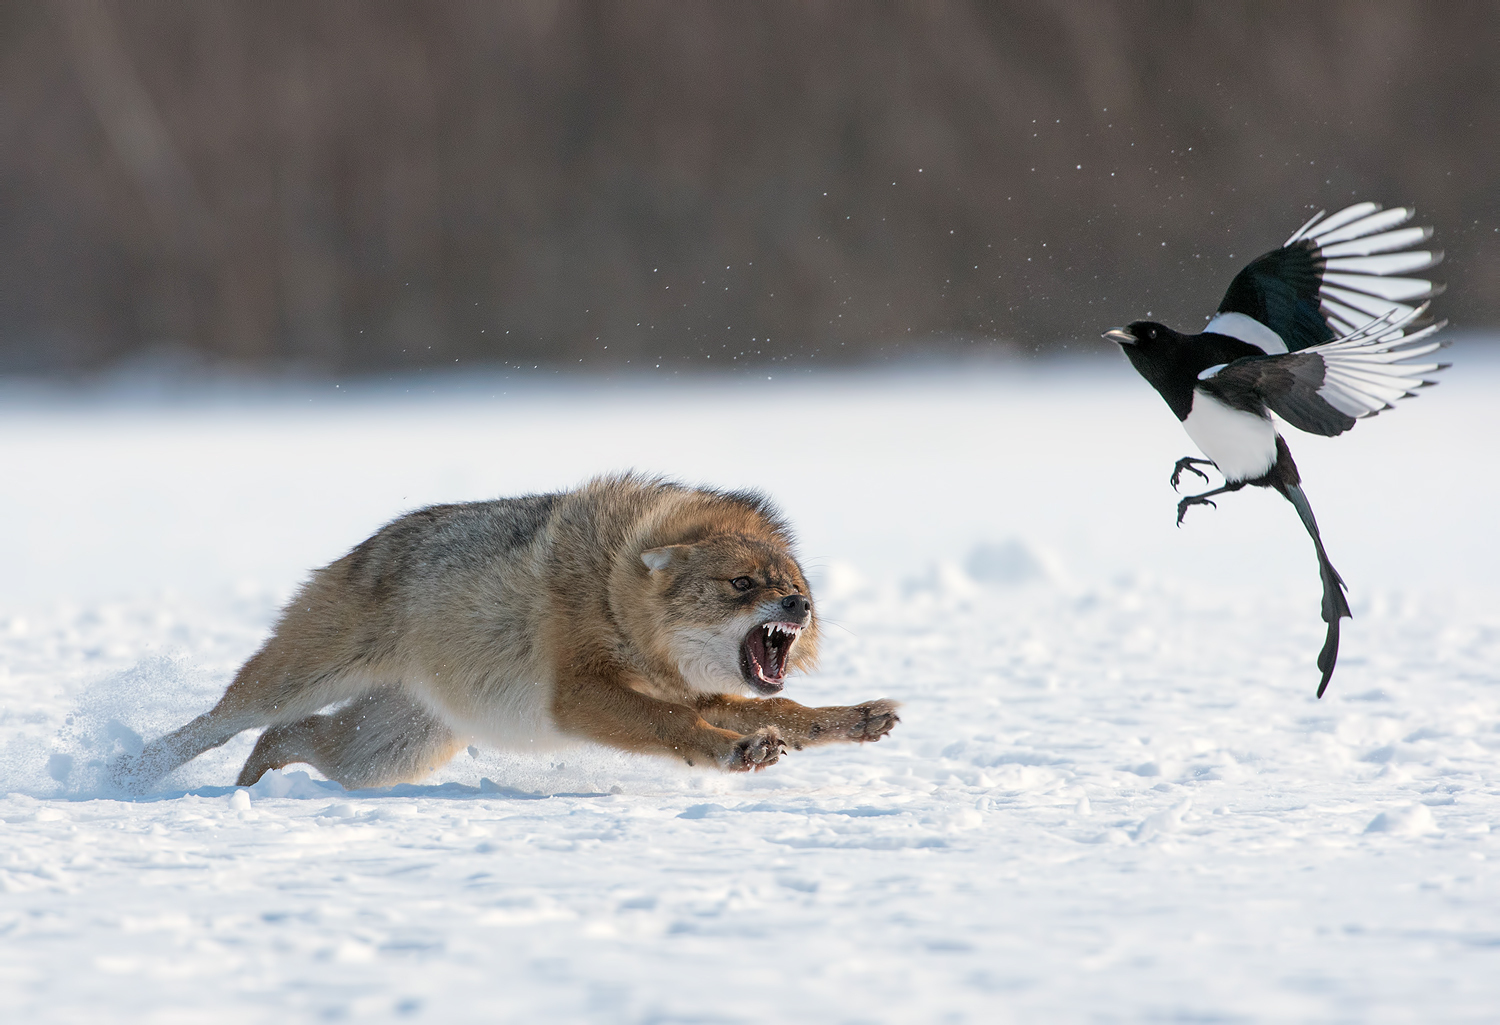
[730,726,786,772]
[849,700,901,743]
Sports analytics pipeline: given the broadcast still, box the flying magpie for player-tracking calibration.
[1103,202,1449,697]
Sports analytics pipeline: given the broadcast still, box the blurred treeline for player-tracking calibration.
[3,1,1497,374]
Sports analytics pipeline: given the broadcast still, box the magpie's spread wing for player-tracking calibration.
[1202,304,1450,437]
[1207,203,1443,354]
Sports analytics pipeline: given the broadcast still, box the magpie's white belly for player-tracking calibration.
[1182,390,1278,482]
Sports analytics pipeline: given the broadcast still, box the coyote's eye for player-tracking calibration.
[730,576,755,592]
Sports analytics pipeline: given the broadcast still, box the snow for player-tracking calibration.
[3,348,1499,1022]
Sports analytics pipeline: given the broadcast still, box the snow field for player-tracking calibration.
[2,353,1499,1022]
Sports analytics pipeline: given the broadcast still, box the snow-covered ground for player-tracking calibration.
[3,348,1499,1023]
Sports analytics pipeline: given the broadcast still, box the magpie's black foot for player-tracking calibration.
[1175,493,1217,526]
[1171,457,1214,491]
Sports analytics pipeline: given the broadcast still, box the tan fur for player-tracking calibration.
[113,475,899,791]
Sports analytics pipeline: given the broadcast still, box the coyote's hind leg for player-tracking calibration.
[238,686,463,790]
[112,632,385,793]
[111,704,264,793]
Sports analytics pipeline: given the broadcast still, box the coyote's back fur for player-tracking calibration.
[115,475,899,790]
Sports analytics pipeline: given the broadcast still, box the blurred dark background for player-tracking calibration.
[3,1,1497,375]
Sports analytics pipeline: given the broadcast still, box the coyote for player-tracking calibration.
[114,475,899,790]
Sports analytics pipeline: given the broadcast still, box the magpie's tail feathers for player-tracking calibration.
[1281,483,1352,698]
[1313,543,1350,698]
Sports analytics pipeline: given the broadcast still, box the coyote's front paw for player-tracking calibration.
[847,699,901,743]
[727,726,785,772]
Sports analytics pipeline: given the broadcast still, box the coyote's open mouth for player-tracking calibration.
[741,621,802,693]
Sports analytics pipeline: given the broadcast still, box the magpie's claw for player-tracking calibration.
[1175,494,1217,527]
[1170,457,1214,491]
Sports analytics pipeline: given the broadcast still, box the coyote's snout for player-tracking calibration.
[114,475,900,791]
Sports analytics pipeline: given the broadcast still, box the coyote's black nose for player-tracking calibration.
[781,594,810,616]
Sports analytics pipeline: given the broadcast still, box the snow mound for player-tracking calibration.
[1365,803,1440,836]
[964,538,1064,586]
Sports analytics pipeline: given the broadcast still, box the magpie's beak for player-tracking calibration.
[1102,328,1136,346]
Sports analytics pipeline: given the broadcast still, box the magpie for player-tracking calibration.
[1103,202,1450,697]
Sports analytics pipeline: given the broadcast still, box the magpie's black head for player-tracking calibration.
[1102,320,1176,351]
[1103,320,1184,375]
[1102,320,1203,417]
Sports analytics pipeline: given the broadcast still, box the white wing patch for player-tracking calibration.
[1307,303,1450,419]
[1203,311,1287,354]
[1281,203,1442,339]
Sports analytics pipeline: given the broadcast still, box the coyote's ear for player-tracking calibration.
[641,545,688,573]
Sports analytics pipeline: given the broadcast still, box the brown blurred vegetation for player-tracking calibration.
[2,1,1497,374]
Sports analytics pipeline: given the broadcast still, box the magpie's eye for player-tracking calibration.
[1148,328,1158,340]
[730,577,755,592]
